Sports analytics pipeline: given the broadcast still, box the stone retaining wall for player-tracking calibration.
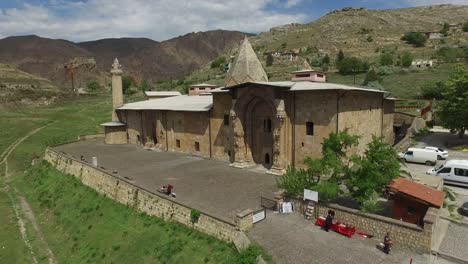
[317,203,438,253]
[45,147,243,243]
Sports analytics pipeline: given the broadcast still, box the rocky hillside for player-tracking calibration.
[0,30,247,89]
[175,4,468,98]
[0,64,63,104]
[251,4,468,58]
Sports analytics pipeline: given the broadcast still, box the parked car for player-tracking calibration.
[427,160,468,188]
[399,148,438,166]
[460,202,468,216]
[423,146,449,160]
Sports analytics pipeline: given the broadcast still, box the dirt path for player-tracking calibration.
[1,123,57,264]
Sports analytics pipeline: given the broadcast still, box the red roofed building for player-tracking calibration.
[387,177,444,225]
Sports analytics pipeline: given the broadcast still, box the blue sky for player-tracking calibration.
[0,0,466,41]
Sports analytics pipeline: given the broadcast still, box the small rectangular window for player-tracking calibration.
[455,168,468,177]
[317,73,324,78]
[223,114,229,126]
[194,142,200,152]
[264,119,272,132]
[306,122,314,136]
[176,139,181,148]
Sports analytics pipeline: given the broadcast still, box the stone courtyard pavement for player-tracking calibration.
[248,212,457,264]
[438,222,468,262]
[53,139,278,223]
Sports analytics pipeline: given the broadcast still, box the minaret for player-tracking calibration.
[225,36,268,86]
[111,58,123,121]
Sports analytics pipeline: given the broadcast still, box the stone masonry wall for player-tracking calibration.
[44,147,240,242]
[317,203,437,253]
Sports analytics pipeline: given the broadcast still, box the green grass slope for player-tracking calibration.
[0,95,261,263]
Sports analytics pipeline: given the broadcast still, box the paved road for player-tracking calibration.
[248,212,454,264]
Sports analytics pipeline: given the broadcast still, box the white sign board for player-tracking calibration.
[253,210,266,223]
[304,189,318,202]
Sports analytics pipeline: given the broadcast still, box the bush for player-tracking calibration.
[122,76,135,95]
[311,181,340,201]
[362,68,382,86]
[86,81,100,92]
[210,56,226,69]
[376,66,394,76]
[238,245,264,264]
[436,47,465,62]
[379,53,393,66]
[276,166,318,196]
[366,36,373,42]
[420,81,445,100]
[401,32,427,47]
[400,52,414,68]
[361,199,382,213]
[266,53,274,67]
[190,209,201,223]
[464,21,468,32]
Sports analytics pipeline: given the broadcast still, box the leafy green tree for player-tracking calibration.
[266,53,274,67]
[139,80,150,92]
[210,56,226,69]
[401,32,427,47]
[437,65,468,138]
[441,22,450,36]
[362,68,382,86]
[400,51,414,67]
[122,76,134,95]
[379,52,393,66]
[86,81,100,92]
[336,50,345,64]
[463,21,468,32]
[421,81,446,100]
[322,54,330,65]
[347,136,400,202]
[280,42,287,50]
[337,57,369,75]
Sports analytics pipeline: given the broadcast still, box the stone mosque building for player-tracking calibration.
[102,37,394,175]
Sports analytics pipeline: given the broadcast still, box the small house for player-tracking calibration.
[188,83,218,96]
[387,178,444,225]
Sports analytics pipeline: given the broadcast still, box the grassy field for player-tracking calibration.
[0,95,255,263]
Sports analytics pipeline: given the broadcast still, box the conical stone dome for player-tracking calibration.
[225,37,268,86]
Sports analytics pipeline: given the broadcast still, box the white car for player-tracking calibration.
[423,146,449,160]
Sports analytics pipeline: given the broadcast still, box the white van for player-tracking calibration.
[398,148,437,166]
[427,160,468,188]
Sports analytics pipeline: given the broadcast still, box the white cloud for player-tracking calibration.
[284,0,303,8]
[0,0,308,42]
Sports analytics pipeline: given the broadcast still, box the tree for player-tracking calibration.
[336,50,345,64]
[122,75,134,95]
[322,54,330,65]
[379,52,393,66]
[139,80,150,92]
[362,68,382,86]
[347,136,400,202]
[266,53,274,67]
[210,56,226,69]
[401,32,427,47]
[400,51,414,68]
[337,57,369,75]
[463,21,468,32]
[437,65,468,138]
[441,22,450,36]
[421,81,446,100]
[86,81,100,92]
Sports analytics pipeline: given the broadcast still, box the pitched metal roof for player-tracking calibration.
[223,81,386,94]
[387,177,444,208]
[225,37,268,86]
[118,95,213,112]
[145,91,181,97]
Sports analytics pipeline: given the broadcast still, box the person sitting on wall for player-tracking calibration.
[160,185,175,197]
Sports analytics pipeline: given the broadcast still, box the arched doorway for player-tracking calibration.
[248,100,274,169]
